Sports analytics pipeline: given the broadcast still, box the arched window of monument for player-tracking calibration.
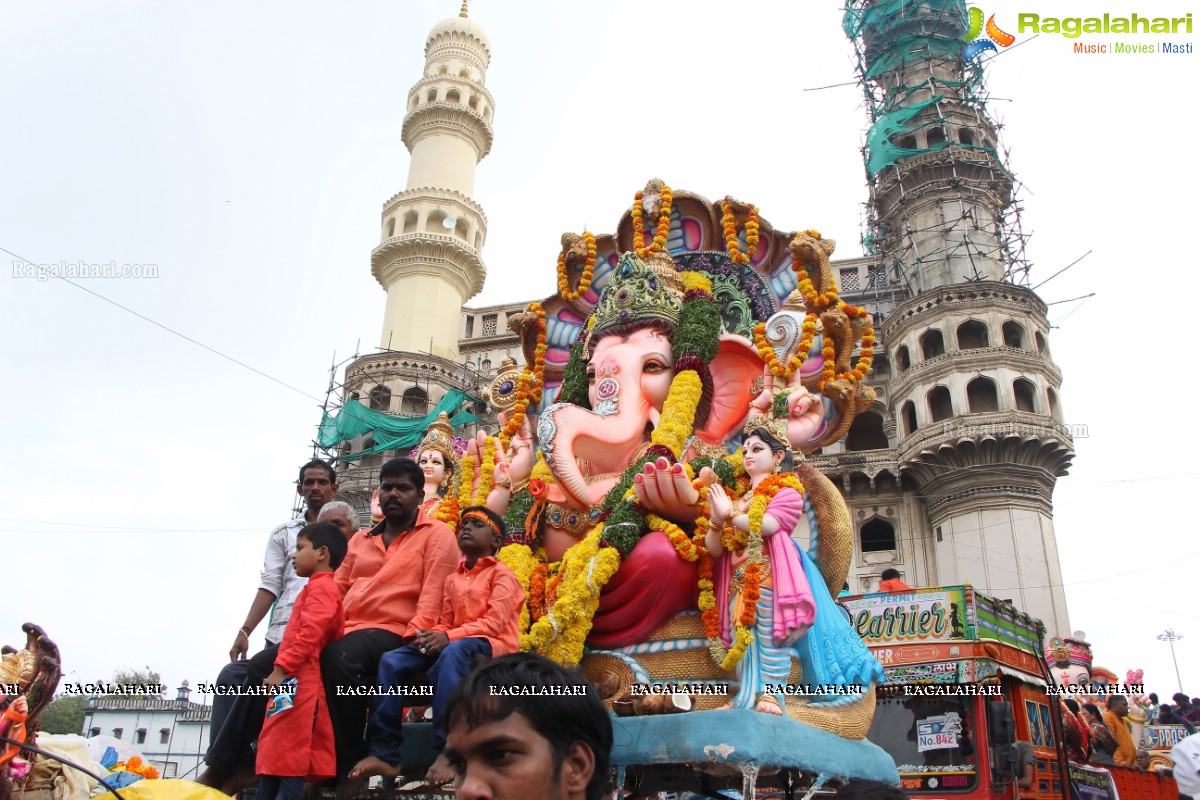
[1013,378,1037,413]
[403,210,419,233]
[966,376,999,413]
[1047,387,1062,421]
[895,344,911,371]
[401,386,428,415]
[446,88,461,105]
[426,88,438,103]
[860,518,897,553]
[437,65,448,76]
[1002,321,1025,349]
[369,384,392,411]
[846,411,889,451]
[897,134,917,149]
[409,94,419,111]
[349,391,360,403]
[926,126,947,147]
[927,385,953,422]
[425,211,446,234]
[1035,331,1049,354]
[958,127,975,146]
[469,94,479,110]
[459,68,470,79]
[956,319,989,350]
[385,217,395,238]
[901,400,918,437]
[920,329,945,360]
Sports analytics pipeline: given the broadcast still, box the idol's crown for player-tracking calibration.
[590,252,682,336]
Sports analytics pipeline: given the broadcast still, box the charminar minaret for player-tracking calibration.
[373,1,493,360]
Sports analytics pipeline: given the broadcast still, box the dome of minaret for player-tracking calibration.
[427,2,491,60]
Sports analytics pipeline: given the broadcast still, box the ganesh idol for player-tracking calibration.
[452,181,884,737]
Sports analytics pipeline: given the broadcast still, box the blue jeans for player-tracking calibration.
[255,775,302,800]
[366,638,492,764]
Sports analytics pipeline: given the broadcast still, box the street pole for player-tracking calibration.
[1157,628,1185,695]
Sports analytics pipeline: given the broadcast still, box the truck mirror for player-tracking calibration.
[991,744,1019,778]
[987,700,1015,745]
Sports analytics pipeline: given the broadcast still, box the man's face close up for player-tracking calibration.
[298,467,336,511]
[443,710,592,800]
[378,474,421,524]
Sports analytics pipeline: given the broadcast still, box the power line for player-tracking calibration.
[2,245,322,403]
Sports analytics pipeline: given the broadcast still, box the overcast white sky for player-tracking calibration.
[3,1,1197,706]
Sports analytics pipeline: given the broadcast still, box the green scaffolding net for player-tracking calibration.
[318,389,483,460]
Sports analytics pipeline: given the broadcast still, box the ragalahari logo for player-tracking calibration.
[962,7,1016,59]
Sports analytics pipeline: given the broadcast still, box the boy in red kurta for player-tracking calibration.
[255,522,348,800]
[346,506,524,789]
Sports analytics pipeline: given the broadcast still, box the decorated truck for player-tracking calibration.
[844,585,1185,799]
[841,584,1068,799]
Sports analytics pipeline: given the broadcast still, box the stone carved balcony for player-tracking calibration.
[890,345,1062,392]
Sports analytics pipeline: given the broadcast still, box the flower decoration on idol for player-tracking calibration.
[501,250,726,665]
[557,231,598,303]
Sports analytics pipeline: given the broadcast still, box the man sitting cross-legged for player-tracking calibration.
[346,506,524,790]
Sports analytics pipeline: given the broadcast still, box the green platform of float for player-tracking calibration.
[397,710,898,788]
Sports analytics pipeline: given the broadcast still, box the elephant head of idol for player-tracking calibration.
[536,251,760,510]
[1045,632,1094,689]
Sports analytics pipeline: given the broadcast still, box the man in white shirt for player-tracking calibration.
[1173,731,1200,799]
[198,460,338,794]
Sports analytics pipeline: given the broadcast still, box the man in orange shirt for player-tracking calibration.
[321,458,460,787]
[345,506,524,790]
[1102,694,1137,766]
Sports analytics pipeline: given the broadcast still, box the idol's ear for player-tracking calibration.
[692,335,763,446]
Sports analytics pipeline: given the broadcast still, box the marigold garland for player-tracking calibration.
[753,321,804,379]
[557,231,597,302]
[529,562,550,621]
[632,184,674,258]
[521,522,622,664]
[498,542,536,635]
[649,369,703,459]
[646,513,698,561]
[472,436,497,506]
[499,302,547,450]
[721,198,760,265]
[457,452,476,512]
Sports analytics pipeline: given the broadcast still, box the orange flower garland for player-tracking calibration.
[499,302,547,450]
[721,198,760,265]
[556,232,597,302]
[753,322,803,379]
[529,562,549,621]
[647,513,698,561]
[632,184,674,258]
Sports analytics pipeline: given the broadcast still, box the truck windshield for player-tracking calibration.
[867,695,979,794]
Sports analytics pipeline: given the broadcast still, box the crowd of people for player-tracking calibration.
[191,453,1200,800]
[1058,688,1200,795]
[198,457,537,799]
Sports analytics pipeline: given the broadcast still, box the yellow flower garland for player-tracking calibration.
[649,369,703,459]
[473,436,496,506]
[521,522,622,664]
[498,542,536,636]
[646,513,698,561]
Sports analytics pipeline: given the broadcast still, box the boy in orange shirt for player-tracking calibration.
[346,506,524,789]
